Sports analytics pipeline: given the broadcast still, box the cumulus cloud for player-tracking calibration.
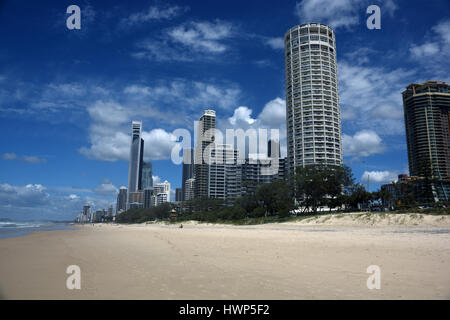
[343,130,385,158]
[361,170,398,184]
[229,106,256,125]
[79,100,178,162]
[0,183,50,207]
[218,97,287,157]
[258,98,286,128]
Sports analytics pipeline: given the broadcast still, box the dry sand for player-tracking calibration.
[0,213,449,299]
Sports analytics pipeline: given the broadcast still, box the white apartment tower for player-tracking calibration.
[285,23,342,173]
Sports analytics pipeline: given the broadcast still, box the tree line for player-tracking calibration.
[117,164,398,223]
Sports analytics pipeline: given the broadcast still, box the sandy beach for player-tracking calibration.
[0,213,449,299]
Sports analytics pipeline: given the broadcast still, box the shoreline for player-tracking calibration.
[1,215,449,299]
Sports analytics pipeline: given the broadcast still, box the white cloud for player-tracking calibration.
[23,156,47,164]
[133,20,235,61]
[142,129,177,160]
[220,97,287,157]
[258,98,286,128]
[2,153,47,163]
[152,176,161,185]
[79,100,178,161]
[343,130,385,157]
[370,104,403,120]
[338,61,414,135]
[0,183,116,221]
[124,81,241,111]
[361,170,398,184]
[433,19,450,44]
[294,0,397,29]
[295,0,361,29]
[93,183,119,197]
[410,42,440,58]
[0,183,50,207]
[408,19,450,80]
[265,37,284,50]
[229,106,256,125]
[120,5,188,28]
[2,153,17,160]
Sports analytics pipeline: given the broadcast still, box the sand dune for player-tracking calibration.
[0,215,449,299]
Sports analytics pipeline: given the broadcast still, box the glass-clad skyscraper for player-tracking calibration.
[128,121,144,200]
[141,161,153,190]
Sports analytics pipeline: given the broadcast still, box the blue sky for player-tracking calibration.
[0,0,449,220]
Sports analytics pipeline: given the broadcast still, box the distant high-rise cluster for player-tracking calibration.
[178,109,287,203]
[115,121,170,213]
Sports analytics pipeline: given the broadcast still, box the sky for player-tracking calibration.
[0,0,449,220]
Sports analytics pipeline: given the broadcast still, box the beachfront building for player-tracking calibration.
[175,188,183,202]
[208,144,242,202]
[402,81,450,202]
[284,23,342,174]
[194,110,216,198]
[154,180,171,203]
[241,140,286,195]
[127,121,144,207]
[156,193,168,205]
[184,178,195,201]
[181,148,194,201]
[116,186,127,214]
[128,191,144,209]
[141,161,153,190]
[143,188,154,208]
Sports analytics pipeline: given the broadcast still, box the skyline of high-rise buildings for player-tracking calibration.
[81,22,449,218]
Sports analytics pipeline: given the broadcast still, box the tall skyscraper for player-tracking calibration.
[128,121,144,197]
[143,188,154,208]
[181,148,194,201]
[116,186,127,214]
[284,23,342,174]
[194,110,216,198]
[141,161,153,190]
[403,81,450,179]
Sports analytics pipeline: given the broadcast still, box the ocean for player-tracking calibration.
[0,220,73,239]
